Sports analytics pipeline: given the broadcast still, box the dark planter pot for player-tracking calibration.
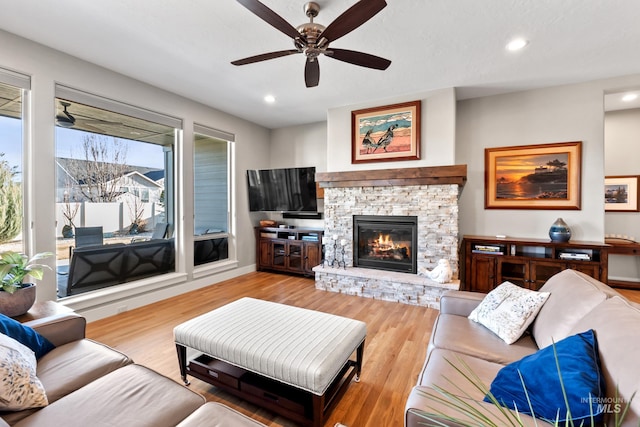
[0,283,37,317]
[62,225,74,238]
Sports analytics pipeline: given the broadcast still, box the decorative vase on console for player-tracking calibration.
[549,218,571,242]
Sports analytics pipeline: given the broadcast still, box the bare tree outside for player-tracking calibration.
[126,196,146,233]
[66,134,129,203]
[0,153,22,245]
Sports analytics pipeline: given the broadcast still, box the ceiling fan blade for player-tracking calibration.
[231,50,300,66]
[326,48,391,70]
[319,0,387,43]
[236,0,302,40]
[305,58,320,88]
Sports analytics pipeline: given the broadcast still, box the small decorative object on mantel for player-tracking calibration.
[259,219,277,227]
[0,251,52,317]
[549,217,571,242]
[423,259,452,284]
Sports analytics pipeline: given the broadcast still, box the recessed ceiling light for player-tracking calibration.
[264,95,276,104]
[506,38,528,52]
[622,93,638,102]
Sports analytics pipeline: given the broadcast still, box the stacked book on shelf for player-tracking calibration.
[471,244,505,255]
[559,252,591,261]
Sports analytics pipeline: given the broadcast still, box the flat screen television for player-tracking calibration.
[247,166,318,212]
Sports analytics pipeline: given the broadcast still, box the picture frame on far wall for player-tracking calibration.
[351,100,421,164]
[485,141,582,210]
[605,175,640,212]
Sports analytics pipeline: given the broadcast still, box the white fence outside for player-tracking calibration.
[56,202,164,237]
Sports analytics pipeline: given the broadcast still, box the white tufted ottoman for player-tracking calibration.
[174,298,366,427]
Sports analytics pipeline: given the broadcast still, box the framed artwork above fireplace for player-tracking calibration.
[351,100,421,164]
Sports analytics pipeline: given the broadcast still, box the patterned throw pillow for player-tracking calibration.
[0,333,49,411]
[468,281,550,344]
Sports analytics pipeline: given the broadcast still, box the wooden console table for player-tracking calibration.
[605,238,640,290]
[461,235,609,292]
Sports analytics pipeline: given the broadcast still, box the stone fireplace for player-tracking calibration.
[313,165,466,308]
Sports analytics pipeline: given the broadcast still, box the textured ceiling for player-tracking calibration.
[1,0,640,128]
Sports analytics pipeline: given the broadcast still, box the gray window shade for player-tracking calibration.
[55,85,182,129]
[0,67,30,90]
[194,123,235,142]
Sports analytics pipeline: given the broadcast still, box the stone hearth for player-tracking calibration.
[314,166,466,308]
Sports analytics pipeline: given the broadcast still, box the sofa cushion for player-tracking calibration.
[1,339,133,425]
[428,313,539,366]
[0,314,55,359]
[0,334,48,411]
[532,269,617,349]
[486,329,604,424]
[569,296,640,426]
[176,402,266,427]
[469,282,550,344]
[12,364,205,427]
[36,339,132,403]
[418,348,504,398]
[406,385,549,427]
[410,348,548,427]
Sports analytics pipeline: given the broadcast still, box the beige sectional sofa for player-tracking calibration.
[0,312,265,427]
[405,269,640,427]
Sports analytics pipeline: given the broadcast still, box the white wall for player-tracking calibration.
[264,121,327,229]
[456,75,640,242]
[326,88,457,171]
[605,108,640,281]
[0,29,271,319]
[269,121,327,171]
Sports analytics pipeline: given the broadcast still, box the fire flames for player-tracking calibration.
[370,233,410,260]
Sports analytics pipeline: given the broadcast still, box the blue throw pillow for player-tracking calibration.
[485,329,604,423]
[0,313,55,359]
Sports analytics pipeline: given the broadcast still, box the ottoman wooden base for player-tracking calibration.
[176,343,364,427]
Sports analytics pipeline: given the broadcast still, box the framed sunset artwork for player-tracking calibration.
[485,141,582,210]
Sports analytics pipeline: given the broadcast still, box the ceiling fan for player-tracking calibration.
[231,0,391,88]
[56,101,121,131]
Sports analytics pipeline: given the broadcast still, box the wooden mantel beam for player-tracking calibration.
[315,165,467,188]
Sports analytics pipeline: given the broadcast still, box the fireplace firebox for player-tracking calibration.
[353,215,418,274]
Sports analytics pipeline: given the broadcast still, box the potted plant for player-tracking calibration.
[0,251,52,317]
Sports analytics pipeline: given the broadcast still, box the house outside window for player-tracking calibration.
[0,72,29,254]
[193,125,234,266]
[54,86,180,298]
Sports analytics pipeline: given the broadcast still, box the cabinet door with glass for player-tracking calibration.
[528,260,565,290]
[497,258,529,288]
[271,241,288,270]
[286,241,304,273]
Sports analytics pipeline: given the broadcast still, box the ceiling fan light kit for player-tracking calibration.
[232,0,391,88]
[56,101,76,127]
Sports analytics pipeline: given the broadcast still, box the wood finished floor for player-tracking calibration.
[86,272,439,427]
[86,272,640,427]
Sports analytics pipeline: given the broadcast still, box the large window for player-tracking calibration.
[54,87,180,298]
[193,125,233,266]
[0,73,28,253]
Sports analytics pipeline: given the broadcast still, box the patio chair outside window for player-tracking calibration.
[131,222,169,243]
[69,226,103,258]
